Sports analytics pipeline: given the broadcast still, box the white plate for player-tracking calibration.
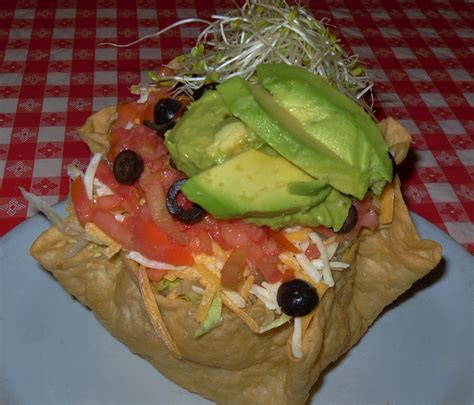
[1,203,473,404]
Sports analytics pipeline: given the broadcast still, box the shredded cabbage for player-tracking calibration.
[20,187,84,237]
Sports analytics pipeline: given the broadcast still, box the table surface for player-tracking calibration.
[0,0,473,254]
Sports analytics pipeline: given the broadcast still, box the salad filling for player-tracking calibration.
[21,72,395,360]
[21,1,399,360]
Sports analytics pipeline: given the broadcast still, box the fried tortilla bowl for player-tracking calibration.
[30,108,441,404]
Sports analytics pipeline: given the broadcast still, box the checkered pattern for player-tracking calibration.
[0,0,472,254]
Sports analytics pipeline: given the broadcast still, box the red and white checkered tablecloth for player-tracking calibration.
[1,0,473,254]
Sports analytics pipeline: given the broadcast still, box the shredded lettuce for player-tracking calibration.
[194,293,223,338]
[154,278,181,292]
[259,313,291,333]
[179,292,202,304]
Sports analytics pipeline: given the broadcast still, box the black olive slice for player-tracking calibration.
[154,98,182,126]
[192,82,217,101]
[277,279,319,317]
[388,151,397,181]
[113,149,144,185]
[166,179,206,225]
[335,204,358,234]
[143,119,174,136]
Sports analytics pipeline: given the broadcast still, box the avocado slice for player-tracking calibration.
[216,76,372,199]
[165,90,264,176]
[256,63,392,195]
[181,148,331,219]
[245,188,352,230]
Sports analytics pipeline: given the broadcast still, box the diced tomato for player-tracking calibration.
[161,168,185,192]
[95,160,120,190]
[109,124,168,163]
[187,232,213,255]
[304,243,321,260]
[139,169,189,245]
[92,209,135,250]
[269,229,300,253]
[221,247,247,289]
[114,90,168,129]
[93,194,124,211]
[133,216,194,266]
[108,127,131,161]
[70,177,93,225]
[146,268,166,282]
[257,256,282,284]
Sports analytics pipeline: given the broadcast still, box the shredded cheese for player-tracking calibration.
[127,251,188,271]
[239,275,254,301]
[328,261,350,270]
[309,232,334,287]
[326,241,339,259]
[83,153,102,200]
[291,317,303,359]
[192,285,205,295]
[136,264,181,358]
[249,282,281,313]
[278,252,299,272]
[222,289,246,308]
[295,253,322,283]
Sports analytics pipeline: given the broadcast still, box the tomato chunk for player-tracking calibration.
[304,243,321,260]
[269,229,300,253]
[92,209,135,250]
[133,217,194,266]
[70,177,92,225]
[221,247,247,289]
[257,256,282,284]
[146,268,166,282]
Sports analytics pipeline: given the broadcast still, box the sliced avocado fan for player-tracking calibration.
[256,63,393,196]
[216,76,377,199]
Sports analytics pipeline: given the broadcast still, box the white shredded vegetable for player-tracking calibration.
[329,261,350,270]
[249,281,281,313]
[223,289,246,308]
[309,232,334,287]
[93,178,114,197]
[127,251,188,271]
[83,153,102,200]
[20,187,84,237]
[326,241,339,259]
[295,253,322,283]
[291,317,303,359]
[114,213,125,223]
[124,121,134,130]
[137,86,149,103]
[192,285,205,294]
[67,164,83,180]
